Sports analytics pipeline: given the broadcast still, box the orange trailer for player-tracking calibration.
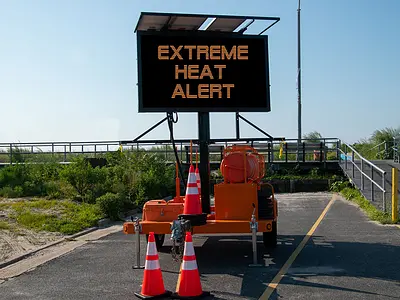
[123,145,278,253]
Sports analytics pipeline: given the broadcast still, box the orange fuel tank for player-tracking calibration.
[220,145,265,184]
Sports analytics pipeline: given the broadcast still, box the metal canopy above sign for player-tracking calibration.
[134,12,280,34]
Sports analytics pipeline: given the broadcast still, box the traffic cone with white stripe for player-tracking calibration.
[195,166,201,196]
[173,232,210,299]
[135,232,171,299]
[183,165,202,215]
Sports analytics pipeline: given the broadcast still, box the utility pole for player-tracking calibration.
[297,0,302,161]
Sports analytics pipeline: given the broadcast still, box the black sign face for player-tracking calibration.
[137,31,270,112]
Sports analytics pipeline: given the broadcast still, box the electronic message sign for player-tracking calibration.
[137,31,270,112]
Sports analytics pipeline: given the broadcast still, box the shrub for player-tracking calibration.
[59,157,108,203]
[0,164,29,188]
[96,193,123,221]
[330,180,351,192]
[0,186,24,198]
[43,181,65,199]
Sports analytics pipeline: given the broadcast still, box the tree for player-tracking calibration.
[370,127,400,145]
[303,131,322,143]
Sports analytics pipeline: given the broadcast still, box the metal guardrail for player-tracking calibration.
[393,138,399,163]
[362,138,399,162]
[0,138,340,165]
[338,142,387,211]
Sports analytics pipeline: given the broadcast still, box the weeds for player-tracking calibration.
[0,221,10,230]
[0,150,175,222]
[330,181,394,224]
[6,199,104,234]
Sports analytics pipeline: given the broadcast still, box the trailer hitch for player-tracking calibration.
[170,219,192,262]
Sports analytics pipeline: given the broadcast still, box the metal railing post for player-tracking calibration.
[352,151,355,178]
[285,142,288,163]
[371,167,374,202]
[9,144,13,165]
[64,145,67,162]
[361,160,364,190]
[382,173,386,212]
[392,168,398,222]
[337,140,340,160]
[319,142,323,163]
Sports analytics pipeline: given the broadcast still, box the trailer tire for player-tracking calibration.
[146,234,165,250]
[263,221,277,248]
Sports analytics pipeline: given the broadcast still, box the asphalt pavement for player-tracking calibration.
[1,192,399,300]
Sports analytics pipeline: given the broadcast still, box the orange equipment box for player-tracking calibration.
[214,182,258,220]
[142,200,184,222]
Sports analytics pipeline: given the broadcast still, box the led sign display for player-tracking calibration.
[137,31,270,112]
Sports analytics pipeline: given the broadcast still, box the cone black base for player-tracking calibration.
[178,213,207,226]
[171,291,211,299]
[134,290,172,299]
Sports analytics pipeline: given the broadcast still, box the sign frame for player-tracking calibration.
[136,30,271,113]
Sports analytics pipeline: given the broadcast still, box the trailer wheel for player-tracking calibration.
[146,234,165,250]
[263,221,277,248]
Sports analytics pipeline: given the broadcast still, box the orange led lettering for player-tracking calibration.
[184,45,196,60]
[210,46,221,60]
[175,65,187,79]
[170,45,183,60]
[210,84,222,98]
[158,45,169,60]
[214,65,226,79]
[172,84,185,98]
[237,45,248,60]
[198,84,209,98]
[186,84,197,98]
[223,84,234,98]
[221,46,236,60]
[197,46,209,60]
[200,65,213,79]
[188,65,199,79]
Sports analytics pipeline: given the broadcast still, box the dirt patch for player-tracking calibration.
[0,197,65,264]
[0,227,63,264]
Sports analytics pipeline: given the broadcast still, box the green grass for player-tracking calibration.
[5,199,105,235]
[335,185,395,224]
[0,221,10,230]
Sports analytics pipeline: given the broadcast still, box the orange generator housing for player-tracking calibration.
[123,145,278,248]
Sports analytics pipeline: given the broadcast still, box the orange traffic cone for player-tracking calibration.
[183,165,202,215]
[173,232,210,299]
[195,166,201,196]
[135,232,171,299]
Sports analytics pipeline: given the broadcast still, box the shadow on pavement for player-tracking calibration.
[161,234,400,299]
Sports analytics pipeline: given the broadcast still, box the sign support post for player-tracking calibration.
[198,112,211,214]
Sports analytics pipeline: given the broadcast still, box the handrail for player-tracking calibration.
[343,143,386,174]
[0,137,341,165]
[338,140,387,211]
[367,141,387,151]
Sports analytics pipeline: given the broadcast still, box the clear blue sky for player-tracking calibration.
[1,0,399,144]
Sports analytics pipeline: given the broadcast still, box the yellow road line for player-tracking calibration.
[259,195,337,300]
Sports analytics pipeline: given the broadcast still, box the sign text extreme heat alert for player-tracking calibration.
[157,45,249,99]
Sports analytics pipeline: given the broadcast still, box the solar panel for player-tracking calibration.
[168,16,208,30]
[135,14,170,31]
[134,12,280,34]
[205,17,246,32]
